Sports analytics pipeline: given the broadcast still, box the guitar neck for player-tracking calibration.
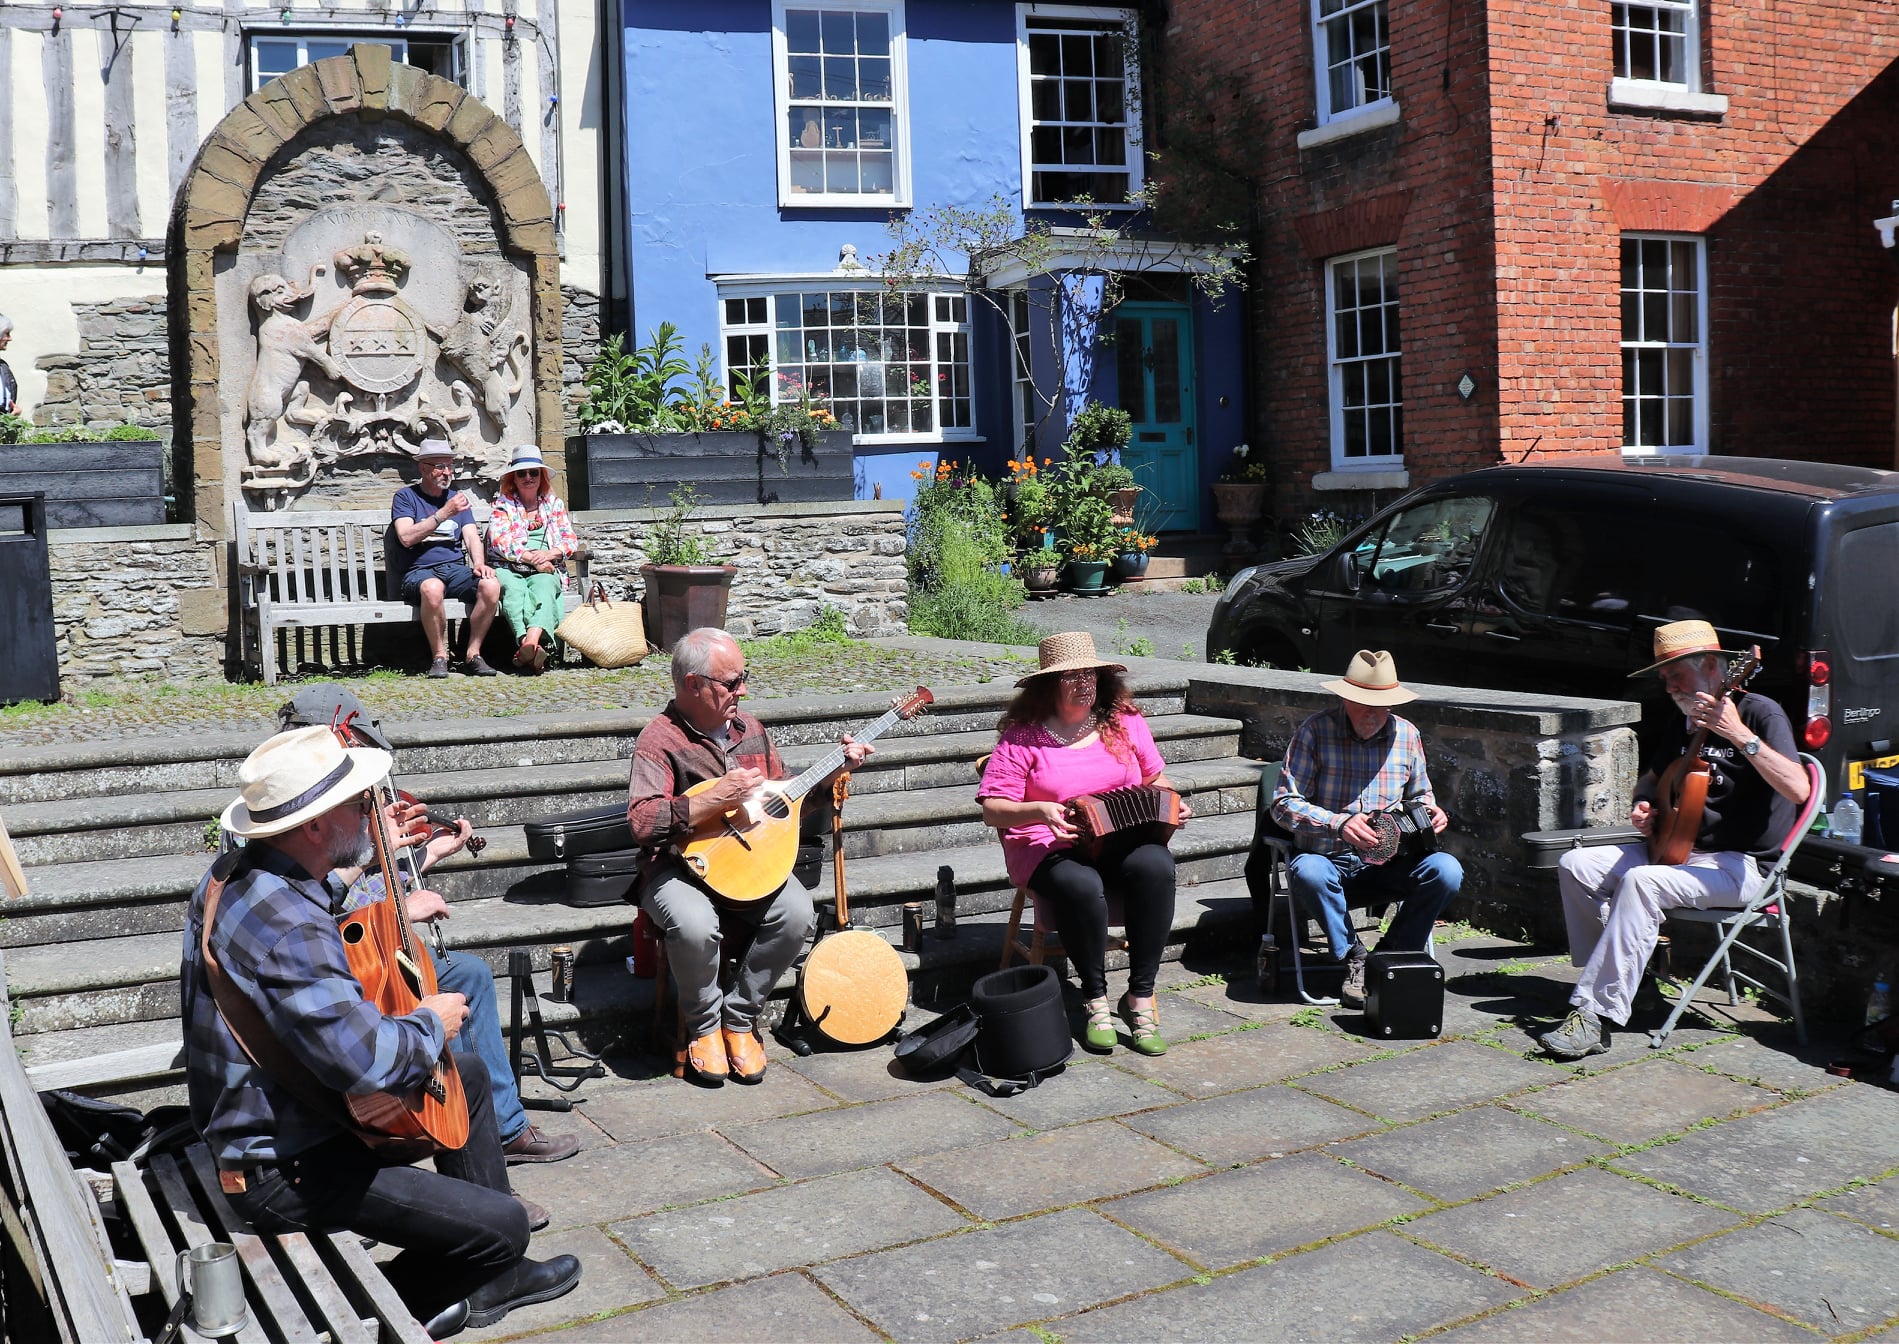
[782,705,905,802]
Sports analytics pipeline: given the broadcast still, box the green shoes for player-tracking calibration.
[1119,995,1167,1056]
[1082,998,1116,1053]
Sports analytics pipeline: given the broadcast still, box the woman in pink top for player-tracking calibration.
[977,632,1187,1055]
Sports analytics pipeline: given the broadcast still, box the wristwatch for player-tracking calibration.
[1742,735,1762,757]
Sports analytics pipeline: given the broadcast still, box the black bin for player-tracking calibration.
[0,493,58,705]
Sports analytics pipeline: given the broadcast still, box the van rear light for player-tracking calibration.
[1805,715,1832,748]
[1805,652,1831,687]
[1802,650,1832,747]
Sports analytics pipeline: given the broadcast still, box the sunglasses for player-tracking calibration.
[697,669,749,692]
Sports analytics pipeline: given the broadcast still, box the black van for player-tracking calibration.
[1206,456,1899,809]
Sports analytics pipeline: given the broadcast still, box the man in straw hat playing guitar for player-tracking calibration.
[179,726,580,1338]
[1272,650,1464,1008]
[1539,619,1808,1059]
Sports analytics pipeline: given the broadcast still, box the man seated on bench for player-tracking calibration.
[181,727,581,1338]
[390,440,501,679]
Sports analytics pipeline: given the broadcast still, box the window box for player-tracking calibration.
[565,429,856,510]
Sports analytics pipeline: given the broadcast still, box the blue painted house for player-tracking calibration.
[616,0,1247,528]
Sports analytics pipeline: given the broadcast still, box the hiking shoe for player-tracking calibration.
[1539,1007,1611,1059]
[464,655,498,677]
[427,656,450,679]
[1339,944,1370,1009]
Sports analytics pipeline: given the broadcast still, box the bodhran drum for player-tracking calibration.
[795,929,908,1046]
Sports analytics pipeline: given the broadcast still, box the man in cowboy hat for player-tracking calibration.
[179,727,580,1337]
[1540,619,1809,1058]
[1271,650,1463,1008]
[627,627,873,1084]
[390,439,501,678]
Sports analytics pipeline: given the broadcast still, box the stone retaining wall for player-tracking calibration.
[573,499,909,638]
[33,298,174,436]
[47,525,227,681]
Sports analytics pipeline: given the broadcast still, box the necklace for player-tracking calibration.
[1043,716,1096,746]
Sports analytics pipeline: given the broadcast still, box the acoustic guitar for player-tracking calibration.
[1648,646,1761,866]
[678,687,934,903]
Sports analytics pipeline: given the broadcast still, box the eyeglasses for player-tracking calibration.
[697,669,749,692]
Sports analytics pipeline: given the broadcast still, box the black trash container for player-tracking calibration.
[0,492,59,705]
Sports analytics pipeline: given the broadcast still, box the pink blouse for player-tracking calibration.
[977,711,1167,888]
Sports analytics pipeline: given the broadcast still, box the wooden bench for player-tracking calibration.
[233,500,586,685]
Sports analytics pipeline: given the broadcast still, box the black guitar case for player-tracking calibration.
[525,804,634,862]
[566,849,642,907]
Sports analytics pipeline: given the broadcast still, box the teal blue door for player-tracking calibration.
[1112,304,1199,532]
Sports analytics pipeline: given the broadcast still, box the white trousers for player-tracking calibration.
[1556,842,1760,1026]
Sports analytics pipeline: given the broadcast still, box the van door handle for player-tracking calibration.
[1425,622,1460,633]
[1482,630,1522,642]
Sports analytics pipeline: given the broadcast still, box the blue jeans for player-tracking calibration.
[430,947,529,1147]
[1285,850,1464,960]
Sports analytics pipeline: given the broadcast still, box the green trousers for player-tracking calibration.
[498,569,564,648]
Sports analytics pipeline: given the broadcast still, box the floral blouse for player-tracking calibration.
[487,490,579,566]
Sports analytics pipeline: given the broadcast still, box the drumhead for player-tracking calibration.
[797,930,908,1046]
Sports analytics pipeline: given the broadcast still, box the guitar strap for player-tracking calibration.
[198,849,425,1157]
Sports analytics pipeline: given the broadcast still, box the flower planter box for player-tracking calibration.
[567,430,855,510]
[0,441,165,528]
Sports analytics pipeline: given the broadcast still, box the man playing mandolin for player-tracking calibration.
[1541,619,1810,1059]
[628,627,874,1085]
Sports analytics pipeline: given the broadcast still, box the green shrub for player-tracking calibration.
[907,516,1040,645]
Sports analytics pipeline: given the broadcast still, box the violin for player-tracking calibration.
[392,789,487,857]
[1648,646,1761,866]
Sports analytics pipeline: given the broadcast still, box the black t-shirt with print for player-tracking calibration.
[1636,692,1800,858]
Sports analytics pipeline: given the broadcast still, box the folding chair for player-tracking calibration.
[1649,752,1825,1048]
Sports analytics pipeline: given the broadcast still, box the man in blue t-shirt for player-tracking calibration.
[390,442,501,678]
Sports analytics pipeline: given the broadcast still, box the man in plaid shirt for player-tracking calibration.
[1271,651,1463,1007]
[629,627,871,1085]
[180,727,579,1337]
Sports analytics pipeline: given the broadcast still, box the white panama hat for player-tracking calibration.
[219,726,391,839]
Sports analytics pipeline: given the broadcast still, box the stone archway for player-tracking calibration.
[167,44,561,532]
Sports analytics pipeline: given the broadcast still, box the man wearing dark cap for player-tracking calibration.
[1541,619,1809,1058]
[390,442,500,678]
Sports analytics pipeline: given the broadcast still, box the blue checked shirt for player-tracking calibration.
[1271,706,1438,853]
[180,844,447,1167]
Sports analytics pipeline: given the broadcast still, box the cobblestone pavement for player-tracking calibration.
[473,934,1897,1343]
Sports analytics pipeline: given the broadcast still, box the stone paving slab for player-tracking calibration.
[1295,1039,1557,1122]
[953,1062,1182,1130]
[781,1043,959,1103]
[1102,1150,1429,1269]
[547,1270,885,1342]
[1169,977,1308,1025]
[1147,990,1254,1041]
[1119,1083,1385,1167]
[1404,1166,1741,1289]
[897,1120,1205,1221]
[1608,1083,1899,1213]
[723,1091,1019,1180]
[1110,1023,1378,1097]
[576,1062,843,1143]
[1326,1105,1610,1202]
[509,1130,777,1230]
[1683,1031,1854,1093]
[1047,1230,1518,1343]
[815,1207,1190,1343]
[611,1167,969,1290]
[462,1226,665,1341]
[1506,1057,1777,1144]
[1818,1175,1899,1231]
[1658,1207,1899,1334]
[1430,1265,1816,1343]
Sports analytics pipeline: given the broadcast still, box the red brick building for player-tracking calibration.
[1156,0,1899,524]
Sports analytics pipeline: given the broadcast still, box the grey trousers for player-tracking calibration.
[641,862,815,1040]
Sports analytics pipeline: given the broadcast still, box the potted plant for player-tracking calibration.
[1019,548,1062,596]
[1113,529,1157,582]
[1059,494,1118,593]
[638,483,738,651]
[1212,442,1270,560]
[1003,454,1055,556]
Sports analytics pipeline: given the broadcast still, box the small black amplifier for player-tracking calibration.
[1364,949,1444,1039]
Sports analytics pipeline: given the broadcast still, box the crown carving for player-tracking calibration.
[334,231,412,295]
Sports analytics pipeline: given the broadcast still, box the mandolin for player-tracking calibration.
[677,687,934,903]
[1648,646,1761,866]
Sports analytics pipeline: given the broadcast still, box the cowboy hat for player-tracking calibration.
[1321,649,1419,706]
[1631,619,1728,676]
[1016,631,1126,687]
[219,725,391,839]
[502,445,547,476]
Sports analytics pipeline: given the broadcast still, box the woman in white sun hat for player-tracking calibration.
[487,445,579,672]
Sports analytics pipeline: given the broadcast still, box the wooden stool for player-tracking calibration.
[999,886,1127,970]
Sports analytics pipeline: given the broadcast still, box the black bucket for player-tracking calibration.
[970,964,1073,1080]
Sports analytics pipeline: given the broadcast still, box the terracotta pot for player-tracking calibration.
[640,564,738,652]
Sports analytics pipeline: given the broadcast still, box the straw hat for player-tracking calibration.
[1321,650,1419,707]
[219,726,391,839]
[502,445,547,477]
[1631,619,1727,676]
[1016,631,1126,687]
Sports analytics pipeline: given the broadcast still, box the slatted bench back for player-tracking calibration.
[246,509,394,608]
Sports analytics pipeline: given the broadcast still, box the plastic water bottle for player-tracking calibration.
[1832,795,1863,844]
[1866,973,1892,1029]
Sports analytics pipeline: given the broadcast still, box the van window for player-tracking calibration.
[1499,502,1782,636]
[1352,496,1494,595]
[1838,523,1899,660]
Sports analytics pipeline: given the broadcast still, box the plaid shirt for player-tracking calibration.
[627,703,786,881]
[486,490,579,566]
[1271,706,1438,852]
[180,844,447,1167]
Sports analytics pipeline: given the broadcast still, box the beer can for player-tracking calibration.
[901,903,925,953]
[549,945,575,1003]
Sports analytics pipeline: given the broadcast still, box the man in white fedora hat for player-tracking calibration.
[179,726,580,1336]
[1270,650,1462,1007]
[390,439,502,678]
[1540,619,1808,1058]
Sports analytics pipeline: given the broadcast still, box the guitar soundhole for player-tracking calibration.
[342,923,364,945]
[765,797,792,821]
